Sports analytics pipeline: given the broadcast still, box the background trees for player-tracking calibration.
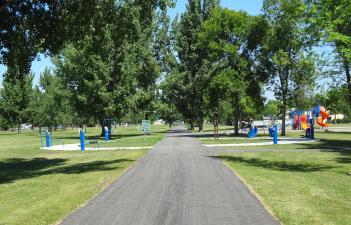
[171,0,219,131]
[0,0,350,132]
[0,74,33,132]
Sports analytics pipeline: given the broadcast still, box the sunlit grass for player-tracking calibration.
[220,132,351,225]
[0,125,169,225]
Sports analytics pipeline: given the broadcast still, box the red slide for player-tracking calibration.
[317,107,329,127]
[294,115,299,129]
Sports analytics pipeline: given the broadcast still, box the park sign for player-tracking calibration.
[142,120,150,134]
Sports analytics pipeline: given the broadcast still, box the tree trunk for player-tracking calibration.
[190,119,194,130]
[345,62,351,105]
[233,92,239,136]
[198,117,203,132]
[281,96,287,136]
[100,119,105,137]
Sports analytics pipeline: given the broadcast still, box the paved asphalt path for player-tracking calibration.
[60,126,280,225]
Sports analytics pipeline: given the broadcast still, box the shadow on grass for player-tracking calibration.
[214,155,335,172]
[0,157,134,184]
[297,139,351,164]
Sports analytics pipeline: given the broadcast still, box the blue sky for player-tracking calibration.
[0,0,264,87]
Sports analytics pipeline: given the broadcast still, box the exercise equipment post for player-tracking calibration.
[273,124,278,145]
[104,126,109,142]
[46,131,52,148]
[80,129,85,151]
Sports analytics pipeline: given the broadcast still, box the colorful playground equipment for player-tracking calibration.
[240,121,259,138]
[291,105,329,139]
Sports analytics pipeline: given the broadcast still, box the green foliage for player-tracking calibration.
[262,0,317,135]
[171,0,219,130]
[34,68,74,129]
[262,100,281,117]
[310,0,351,103]
[324,86,351,118]
[0,74,33,131]
[0,1,63,80]
[199,8,266,133]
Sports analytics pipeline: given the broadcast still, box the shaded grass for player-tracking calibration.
[0,125,169,225]
[219,132,351,225]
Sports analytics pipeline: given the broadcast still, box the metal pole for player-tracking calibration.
[80,130,85,151]
[273,124,278,145]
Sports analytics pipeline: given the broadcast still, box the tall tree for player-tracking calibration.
[172,0,219,131]
[199,8,267,135]
[262,0,316,135]
[55,0,172,134]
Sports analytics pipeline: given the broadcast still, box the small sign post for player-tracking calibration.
[142,120,151,135]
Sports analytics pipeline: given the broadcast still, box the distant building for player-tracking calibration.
[329,113,345,121]
[153,119,165,125]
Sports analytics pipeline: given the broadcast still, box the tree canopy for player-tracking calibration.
[0,0,350,133]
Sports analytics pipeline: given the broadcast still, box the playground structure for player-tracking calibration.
[240,121,279,144]
[291,105,329,139]
[235,106,329,145]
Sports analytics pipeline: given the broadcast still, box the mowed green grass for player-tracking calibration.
[219,132,351,225]
[199,125,351,146]
[0,125,169,225]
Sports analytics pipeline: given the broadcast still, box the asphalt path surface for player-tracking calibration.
[60,126,280,225]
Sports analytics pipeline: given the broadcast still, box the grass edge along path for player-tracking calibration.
[0,125,170,225]
[221,160,283,225]
[219,150,351,225]
[54,150,147,225]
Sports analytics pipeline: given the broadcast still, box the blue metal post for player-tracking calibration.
[104,127,109,142]
[46,131,52,148]
[80,130,85,151]
[273,124,278,145]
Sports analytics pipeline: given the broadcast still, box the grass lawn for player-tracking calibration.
[0,125,169,225]
[218,132,351,225]
[198,128,351,147]
[327,123,351,128]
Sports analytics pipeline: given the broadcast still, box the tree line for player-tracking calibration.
[0,0,350,135]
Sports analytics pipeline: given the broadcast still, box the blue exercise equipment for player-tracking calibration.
[80,129,85,151]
